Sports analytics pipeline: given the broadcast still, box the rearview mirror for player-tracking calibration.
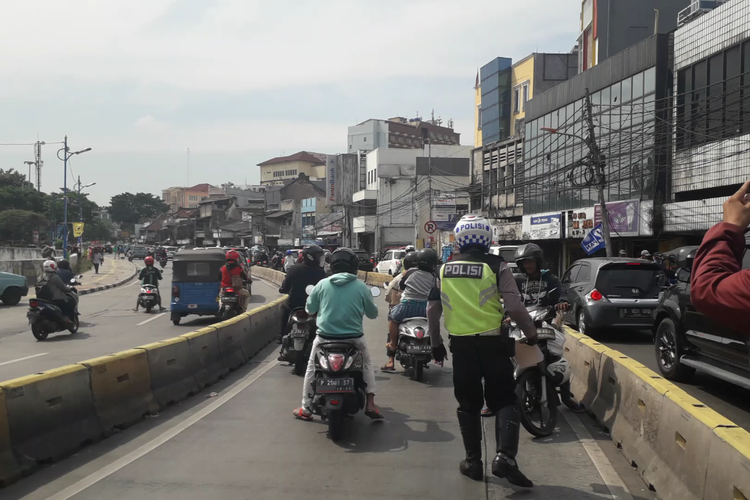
[371,286,381,298]
[70,278,77,284]
[676,268,690,283]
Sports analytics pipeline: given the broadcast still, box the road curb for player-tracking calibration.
[78,262,138,296]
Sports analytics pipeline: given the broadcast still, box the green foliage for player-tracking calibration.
[46,191,99,225]
[0,168,33,189]
[84,218,113,242]
[110,192,169,224]
[0,210,47,243]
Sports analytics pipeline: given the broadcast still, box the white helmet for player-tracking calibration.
[547,357,571,385]
[404,245,416,253]
[43,260,58,273]
[454,215,492,253]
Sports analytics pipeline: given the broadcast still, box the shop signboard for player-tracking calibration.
[522,213,562,240]
[594,200,639,238]
[566,207,595,239]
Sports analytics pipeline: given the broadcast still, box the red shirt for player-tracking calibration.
[691,222,750,334]
[220,264,246,288]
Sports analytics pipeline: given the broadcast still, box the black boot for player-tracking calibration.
[492,405,533,488]
[457,410,483,481]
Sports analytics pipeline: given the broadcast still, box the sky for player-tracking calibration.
[0,0,581,206]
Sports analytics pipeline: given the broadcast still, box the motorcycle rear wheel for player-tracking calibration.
[411,360,424,382]
[32,323,49,341]
[328,409,344,441]
[68,315,80,334]
[145,305,152,313]
[516,369,557,438]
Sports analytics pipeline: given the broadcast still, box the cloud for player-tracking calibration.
[134,115,167,132]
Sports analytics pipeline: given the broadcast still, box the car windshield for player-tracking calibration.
[596,263,662,299]
[394,251,406,259]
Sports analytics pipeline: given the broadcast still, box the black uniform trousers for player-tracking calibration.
[449,335,516,414]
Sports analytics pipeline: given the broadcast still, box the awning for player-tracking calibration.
[265,211,292,218]
[316,231,341,236]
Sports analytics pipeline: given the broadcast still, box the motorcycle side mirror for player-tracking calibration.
[77,274,83,278]
[305,285,315,295]
[70,278,77,284]
[371,286,381,298]
[676,268,690,283]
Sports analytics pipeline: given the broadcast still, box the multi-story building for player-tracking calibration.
[257,151,328,186]
[520,34,673,273]
[662,0,750,242]
[477,57,513,145]
[473,53,577,242]
[161,183,216,212]
[347,117,460,154]
[577,0,690,73]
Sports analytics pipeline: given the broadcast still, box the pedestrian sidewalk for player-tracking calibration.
[77,256,138,295]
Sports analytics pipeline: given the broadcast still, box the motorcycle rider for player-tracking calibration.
[426,215,538,487]
[385,248,438,370]
[293,248,383,421]
[56,259,76,285]
[135,256,166,311]
[36,260,75,326]
[278,245,327,344]
[219,250,250,311]
[382,251,420,371]
[513,244,569,310]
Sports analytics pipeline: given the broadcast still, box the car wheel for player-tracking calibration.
[655,318,695,382]
[577,309,597,336]
[1,288,22,306]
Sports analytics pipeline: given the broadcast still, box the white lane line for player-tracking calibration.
[0,352,48,366]
[136,313,166,326]
[46,359,280,500]
[561,410,634,500]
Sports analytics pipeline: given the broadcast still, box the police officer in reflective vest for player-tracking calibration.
[427,214,538,487]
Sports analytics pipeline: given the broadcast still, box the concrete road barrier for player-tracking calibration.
[358,270,392,286]
[80,350,158,434]
[705,427,750,500]
[213,315,250,371]
[138,337,199,408]
[0,389,21,486]
[181,326,228,388]
[0,364,102,466]
[242,298,285,358]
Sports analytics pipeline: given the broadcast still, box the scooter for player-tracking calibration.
[219,286,244,320]
[395,317,432,381]
[509,305,583,437]
[138,284,159,313]
[307,285,381,441]
[280,307,317,376]
[159,257,168,268]
[27,276,82,341]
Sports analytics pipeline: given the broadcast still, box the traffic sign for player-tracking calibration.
[424,221,437,234]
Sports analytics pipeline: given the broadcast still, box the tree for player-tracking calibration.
[84,218,113,242]
[0,169,47,213]
[46,191,99,227]
[110,192,169,224]
[0,169,34,189]
[0,210,47,243]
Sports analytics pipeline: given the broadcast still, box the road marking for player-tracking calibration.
[0,352,48,366]
[136,313,166,326]
[46,359,280,500]
[561,410,634,500]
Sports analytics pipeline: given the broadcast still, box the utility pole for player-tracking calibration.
[24,161,35,189]
[34,141,44,191]
[583,88,613,257]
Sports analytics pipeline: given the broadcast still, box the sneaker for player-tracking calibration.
[481,406,495,417]
[293,407,313,421]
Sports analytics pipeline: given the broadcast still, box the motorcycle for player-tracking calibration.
[128,254,134,262]
[28,276,82,341]
[138,284,159,313]
[395,316,432,381]
[279,307,317,376]
[509,304,582,437]
[307,285,381,441]
[159,257,168,268]
[219,286,244,320]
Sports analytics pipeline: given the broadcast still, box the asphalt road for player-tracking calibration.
[0,267,281,382]
[593,329,750,432]
[1,288,655,500]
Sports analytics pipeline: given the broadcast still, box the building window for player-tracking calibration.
[477,105,482,130]
[522,83,529,108]
[514,88,520,113]
[188,195,199,201]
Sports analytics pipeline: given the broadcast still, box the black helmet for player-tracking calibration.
[514,243,544,274]
[58,259,71,270]
[329,247,359,275]
[417,248,439,272]
[403,252,420,270]
[302,244,325,267]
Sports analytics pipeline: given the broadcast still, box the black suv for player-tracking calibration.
[353,249,374,272]
[653,246,750,390]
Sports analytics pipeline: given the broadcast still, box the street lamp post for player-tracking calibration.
[75,176,96,251]
[57,136,92,259]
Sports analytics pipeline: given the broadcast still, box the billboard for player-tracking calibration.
[522,213,562,240]
[326,155,336,206]
[594,200,639,238]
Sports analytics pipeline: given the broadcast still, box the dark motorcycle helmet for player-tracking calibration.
[403,251,420,270]
[514,243,544,274]
[329,247,359,275]
[302,244,325,267]
[417,248,439,272]
[58,259,71,270]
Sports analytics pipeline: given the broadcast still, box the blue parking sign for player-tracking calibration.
[581,223,606,255]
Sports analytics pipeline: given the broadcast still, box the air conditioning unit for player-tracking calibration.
[678,0,727,27]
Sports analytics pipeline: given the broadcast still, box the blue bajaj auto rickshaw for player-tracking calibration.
[170,249,225,325]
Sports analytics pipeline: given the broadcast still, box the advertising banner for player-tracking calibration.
[594,200,639,237]
[326,155,336,206]
[581,223,606,255]
[523,213,562,240]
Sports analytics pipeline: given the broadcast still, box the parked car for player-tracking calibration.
[165,246,178,259]
[0,271,29,306]
[561,257,664,336]
[489,245,521,273]
[353,249,374,272]
[376,248,406,275]
[653,246,750,389]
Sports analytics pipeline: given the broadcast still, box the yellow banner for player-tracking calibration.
[73,223,85,237]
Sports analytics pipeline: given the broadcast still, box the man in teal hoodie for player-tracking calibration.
[293,248,384,421]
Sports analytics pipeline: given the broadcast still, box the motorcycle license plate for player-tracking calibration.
[291,327,308,338]
[619,308,653,319]
[316,378,354,393]
[406,345,432,354]
[223,296,238,303]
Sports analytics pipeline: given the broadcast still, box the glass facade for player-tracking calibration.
[480,57,513,144]
[522,67,658,215]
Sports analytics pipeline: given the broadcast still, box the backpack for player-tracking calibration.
[35,278,53,300]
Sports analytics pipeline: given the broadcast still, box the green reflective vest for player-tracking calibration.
[440,260,505,336]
